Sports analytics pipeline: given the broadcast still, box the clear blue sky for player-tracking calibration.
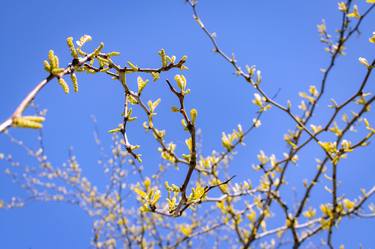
[0,0,374,248]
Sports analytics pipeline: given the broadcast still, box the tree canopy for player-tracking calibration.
[1,1,375,248]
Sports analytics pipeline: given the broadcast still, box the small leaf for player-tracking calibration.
[137,76,149,94]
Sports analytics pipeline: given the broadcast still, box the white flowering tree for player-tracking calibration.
[1,1,375,248]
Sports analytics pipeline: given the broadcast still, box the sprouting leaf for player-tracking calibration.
[148,98,161,112]
[174,74,187,91]
[190,108,198,124]
[137,76,149,94]
[133,187,147,199]
[151,72,160,82]
[76,34,92,47]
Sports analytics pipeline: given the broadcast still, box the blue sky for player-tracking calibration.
[0,0,375,248]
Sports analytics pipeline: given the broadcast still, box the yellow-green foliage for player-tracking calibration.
[2,1,375,248]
